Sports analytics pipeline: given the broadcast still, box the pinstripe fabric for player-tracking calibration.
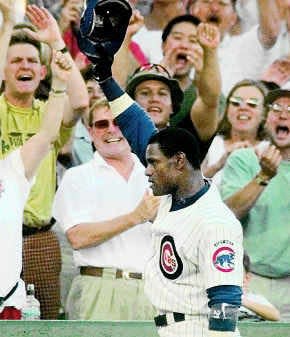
[22,230,61,319]
[145,184,243,336]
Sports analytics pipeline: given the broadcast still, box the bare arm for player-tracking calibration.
[25,5,89,127]
[21,51,72,180]
[190,23,221,141]
[112,9,144,88]
[242,296,280,321]
[202,141,252,178]
[0,1,16,87]
[257,0,281,49]
[66,190,160,249]
[224,145,282,219]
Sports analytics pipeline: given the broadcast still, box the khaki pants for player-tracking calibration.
[249,273,290,321]
[66,268,156,320]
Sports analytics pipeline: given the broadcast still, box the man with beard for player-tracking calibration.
[220,89,290,320]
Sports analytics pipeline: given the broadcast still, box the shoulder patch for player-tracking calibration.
[212,246,235,272]
[159,235,183,280]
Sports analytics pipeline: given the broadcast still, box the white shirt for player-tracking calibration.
[132,26,163,64]
[0,149,32,310]
[204,135,269,188]
[220,25,289,95]
[53,151,153,272]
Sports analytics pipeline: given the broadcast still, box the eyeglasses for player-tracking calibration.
[229,96,261,109]
[91,119,118,129]
[268,103,290,116]
[132,63,172,78]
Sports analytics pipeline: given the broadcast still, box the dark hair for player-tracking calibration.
[260,80,280,92]
[10,25,42,58]
[218,79,268,140]
[243,251,251,273]
[81,64,96,82]
[148,127,201,169]
[162,14,201,42]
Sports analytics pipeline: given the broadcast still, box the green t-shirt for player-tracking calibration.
[220,148,290,278]
[0,94,72,227]
[170,83,226,127]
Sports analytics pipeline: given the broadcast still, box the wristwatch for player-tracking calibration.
[254,174,269,186]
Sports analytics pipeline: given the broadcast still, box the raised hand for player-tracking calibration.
[51,51,72,84]
[0,0,15,24]
[258,144,282,180]
[58,0,82,32]
[132,189,161,223]
[126,9,144,38]
[197,23,220,51]
[25,5,64,50]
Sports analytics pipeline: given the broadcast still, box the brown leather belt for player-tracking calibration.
[80,266,143,280]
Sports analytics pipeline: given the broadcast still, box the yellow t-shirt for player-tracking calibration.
[0,94,72,227]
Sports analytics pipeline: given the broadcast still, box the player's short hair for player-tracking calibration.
[81,64,95,82]
[162,14,201,43]
[148,127,201,169]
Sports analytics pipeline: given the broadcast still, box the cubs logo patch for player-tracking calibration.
[212,246,235,272]
[0,180,4,198]
[159,235,183,280]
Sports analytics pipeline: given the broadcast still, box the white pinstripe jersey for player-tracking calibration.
[144,184,243,319]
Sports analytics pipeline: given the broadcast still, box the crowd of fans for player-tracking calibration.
[0,0,289,328]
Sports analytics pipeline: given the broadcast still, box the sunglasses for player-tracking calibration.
[229,96,261,109]
[91,119,118,129]
[132,63,172,78]
[268,103,290,116]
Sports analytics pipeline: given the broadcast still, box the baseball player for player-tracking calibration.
[76,1,243,334]
[144,127,243,337]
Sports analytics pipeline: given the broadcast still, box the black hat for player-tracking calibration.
[79,0,132,56]
[126,66,184,115]
[265,89,290,106]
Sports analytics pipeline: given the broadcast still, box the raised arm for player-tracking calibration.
[112,9,145,88]
[25,5,89,127]
[223,145,282,219]
[190,23,221,141]
[257,0,281,49]
[21,51,72,180]
[0,1,16,87]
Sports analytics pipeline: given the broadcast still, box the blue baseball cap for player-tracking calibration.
[79,0,132,58]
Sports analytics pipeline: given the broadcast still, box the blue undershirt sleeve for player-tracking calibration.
[207,285,242,332]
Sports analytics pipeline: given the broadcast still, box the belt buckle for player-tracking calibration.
[122,271,130,280]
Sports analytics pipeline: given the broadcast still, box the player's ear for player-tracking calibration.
[174,151,186,169]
